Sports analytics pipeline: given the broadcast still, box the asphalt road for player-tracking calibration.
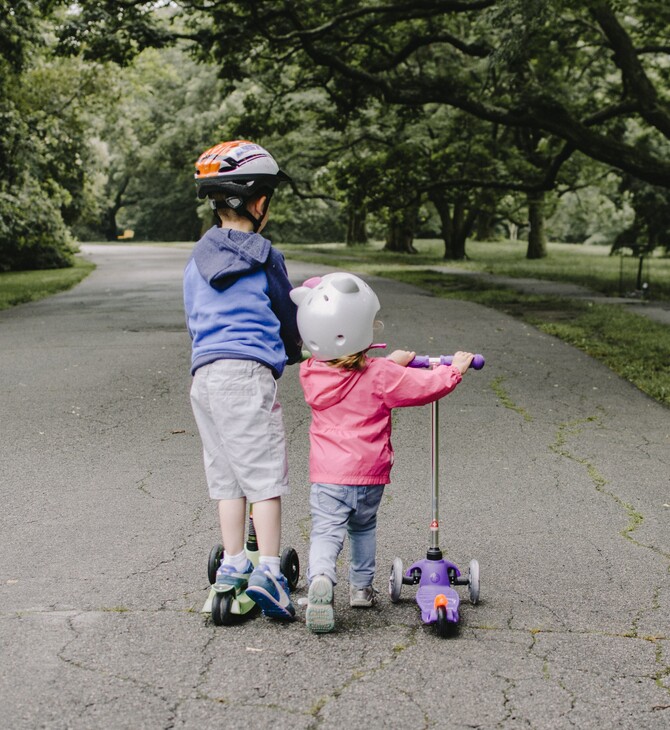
[1,243,668,729]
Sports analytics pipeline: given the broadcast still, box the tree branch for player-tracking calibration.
[296,34,670,187]
[262,0,496,42]
[369,33,490,72]
[589,1,670,139]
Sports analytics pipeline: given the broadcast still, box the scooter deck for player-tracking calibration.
[416,584,460,624]
[407,557,462,625]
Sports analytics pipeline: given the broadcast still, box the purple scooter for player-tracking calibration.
[388,353,484,637]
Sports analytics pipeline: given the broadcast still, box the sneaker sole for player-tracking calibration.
[306,604,334,633]
[306,579,335,633]
[350,599,374,608]
[245,586,295,620]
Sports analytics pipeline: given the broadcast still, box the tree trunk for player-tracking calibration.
[430,190,475,260]
[103,176,130,241]
[384,204,418,253]
[346,206,368,245]
[474,190,497,241]
[526,191,548,259]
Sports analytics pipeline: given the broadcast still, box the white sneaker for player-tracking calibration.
[306,575,334,633]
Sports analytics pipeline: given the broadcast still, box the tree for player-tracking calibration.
[0,1,99,270]
[197,0,670,186]
[50,0,670,254]
[95,46,221,241]
[180,0,670,255]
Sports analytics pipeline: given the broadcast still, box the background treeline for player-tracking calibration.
[1,0,669,271]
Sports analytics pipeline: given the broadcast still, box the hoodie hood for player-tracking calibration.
[300,358,367,410]
[192,226,271,290]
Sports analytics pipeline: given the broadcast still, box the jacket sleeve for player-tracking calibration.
[265,248,303,365]
[379,359,462,409]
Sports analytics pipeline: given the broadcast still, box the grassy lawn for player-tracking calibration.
[381,270,669,407]
[277,239,670,407]
[278,239,670,301]
[0,256,95,311]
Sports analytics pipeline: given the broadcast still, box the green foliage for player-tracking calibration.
[5,0,670,264]
[269,194,345,244]
[546,177,635,245]
[79,46,220,241]
[0,0,45,73]
[0,182,75,271]
[0,3,103,270]
[56,0,171,66]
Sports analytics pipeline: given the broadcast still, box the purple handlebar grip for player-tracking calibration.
[441,354,485,370]
[408,354,485,370]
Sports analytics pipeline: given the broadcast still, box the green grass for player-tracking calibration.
[381,269,670,407]
[276,240,670,407]
[0,256,95,311]
[277,239,670,301]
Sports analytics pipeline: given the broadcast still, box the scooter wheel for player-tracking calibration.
[389,557,403,603]
[468,559,480,605]
[280,547,300,591]
[435,605,448,637]
[435,605,453,638]
[211,590,234,626]
[208,544,224,586]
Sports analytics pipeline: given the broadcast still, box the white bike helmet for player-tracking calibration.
[194,140,291,231]
[290,273,380,360]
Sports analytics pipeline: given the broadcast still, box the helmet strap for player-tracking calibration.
[212,191,273,233]
[243,191,273,233]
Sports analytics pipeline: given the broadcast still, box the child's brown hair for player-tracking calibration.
[327,351,368,371]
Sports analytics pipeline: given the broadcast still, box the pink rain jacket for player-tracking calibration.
[299,356,462,486]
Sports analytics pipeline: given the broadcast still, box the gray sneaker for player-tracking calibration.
[306,575,335,633]
[349,584,375,608]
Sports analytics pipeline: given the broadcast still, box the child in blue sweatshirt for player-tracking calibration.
[184,141,301,620]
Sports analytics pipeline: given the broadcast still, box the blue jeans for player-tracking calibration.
[308,483,385,588]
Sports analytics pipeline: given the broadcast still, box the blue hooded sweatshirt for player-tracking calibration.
[183,227,302,377]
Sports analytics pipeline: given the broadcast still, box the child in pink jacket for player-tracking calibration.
[290,273,474,633]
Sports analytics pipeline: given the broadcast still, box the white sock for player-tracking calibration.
[260,555,281,576]
[223,549,248,571]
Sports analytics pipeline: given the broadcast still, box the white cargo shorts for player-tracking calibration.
[190,359,290,502]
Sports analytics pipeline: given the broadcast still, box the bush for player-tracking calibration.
[0,183,75,271]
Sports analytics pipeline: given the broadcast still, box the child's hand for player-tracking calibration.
[451,351,475,374]
[387,350,416,367]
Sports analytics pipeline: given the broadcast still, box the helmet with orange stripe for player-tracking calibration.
[194,140,291,232]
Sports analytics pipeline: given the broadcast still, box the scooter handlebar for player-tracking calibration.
[409,354,485,370]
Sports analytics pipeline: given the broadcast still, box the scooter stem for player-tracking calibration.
[430,399,441,555]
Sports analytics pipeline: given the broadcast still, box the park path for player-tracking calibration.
[0,243,668,729]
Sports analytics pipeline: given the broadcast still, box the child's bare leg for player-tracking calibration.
[218,497,246,557]
[250,496,281,557]
[245,496,295,619]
